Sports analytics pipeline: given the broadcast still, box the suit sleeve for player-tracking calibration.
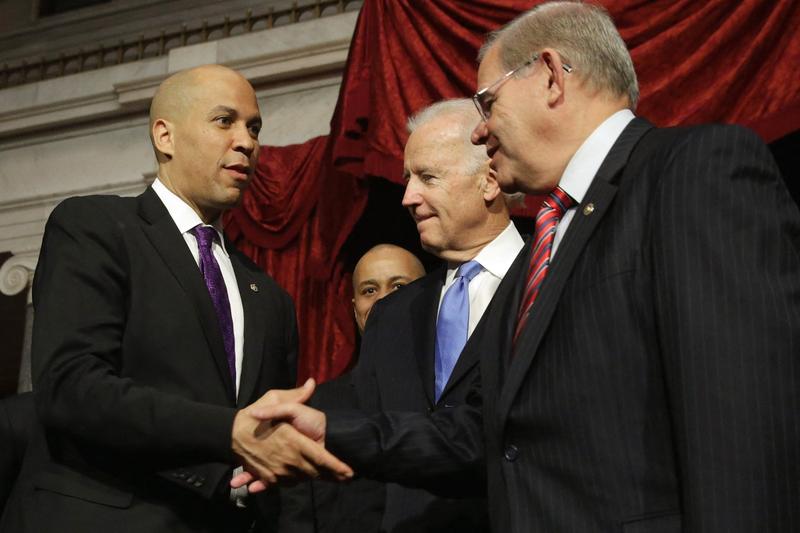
[326,383,484,491]
[32,198,235,464]
[651,125,800,531]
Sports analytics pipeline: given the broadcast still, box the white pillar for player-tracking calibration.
[0,250,37,393]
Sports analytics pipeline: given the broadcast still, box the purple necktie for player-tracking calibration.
[191,225,236,385]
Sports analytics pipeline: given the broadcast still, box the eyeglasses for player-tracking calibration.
[472,54,573,122]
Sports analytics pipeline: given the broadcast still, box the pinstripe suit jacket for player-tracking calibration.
[327,119,800,532]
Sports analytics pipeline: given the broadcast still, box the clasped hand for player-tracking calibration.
[230,378,352,493]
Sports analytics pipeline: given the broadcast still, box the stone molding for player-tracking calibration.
[0,177,150,257]
[0,9,356,267]
[0,10,358,140]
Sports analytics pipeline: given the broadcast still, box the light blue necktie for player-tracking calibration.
[434,260,483,402]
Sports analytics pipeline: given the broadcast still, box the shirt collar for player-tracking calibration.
[152,178,229,256]
[558,109,635,204]
[447,221,525,282]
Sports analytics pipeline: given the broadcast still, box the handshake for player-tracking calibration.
[229,379,353,493]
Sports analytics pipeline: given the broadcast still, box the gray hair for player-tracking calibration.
[480,1,639,110]
[406,99,526,207]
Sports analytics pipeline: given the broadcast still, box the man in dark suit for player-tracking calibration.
[0,64,349,533]
[349,99,523,533]
[239,3,800,531]
[281,100,524,532]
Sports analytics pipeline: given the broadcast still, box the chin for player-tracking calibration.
[222,190,245,207]
[419,240,438,255]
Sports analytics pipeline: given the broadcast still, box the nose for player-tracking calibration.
[376,287,392,300]
[233,124,257,156]
[471,120,488,146]
[401,178,421,208]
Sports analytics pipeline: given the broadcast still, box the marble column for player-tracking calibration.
[0,251,37,393]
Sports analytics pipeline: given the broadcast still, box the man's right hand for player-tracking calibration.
[230,379,352,490]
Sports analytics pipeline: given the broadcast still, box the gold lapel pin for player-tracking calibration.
[582,203,595,216]
[250,283,259,292]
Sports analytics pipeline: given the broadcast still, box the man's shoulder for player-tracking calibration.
[361,266,443,335]
[50,194,138,226]
[639,122,764,157]
[375,266,443,310]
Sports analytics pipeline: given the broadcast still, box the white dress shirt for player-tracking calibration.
[152,179,245,396]
[438,221,525,336]
[552,109,635,257]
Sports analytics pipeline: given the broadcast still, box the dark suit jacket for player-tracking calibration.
[348,265,504,532]
[0,188,298,533]
[0,393,35,515]
[283,260,531,533]
[327,121,800,532]
[279,374,386,533]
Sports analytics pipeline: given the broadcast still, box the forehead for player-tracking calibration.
[187,72,260,116]
[404,118,468,170]
[476,44,505,88]
[355,251,417,284]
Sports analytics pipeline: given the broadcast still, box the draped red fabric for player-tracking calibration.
[227,0,800,383]
[225,138,369,383]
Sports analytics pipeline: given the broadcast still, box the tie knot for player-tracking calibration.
[456,260,482,282]
[545,186,574,217]
[191,225,218,250]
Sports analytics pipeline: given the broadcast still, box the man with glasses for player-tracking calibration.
[238,3,800,531]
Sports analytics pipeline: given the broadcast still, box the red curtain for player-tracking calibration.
[226,0,800,384]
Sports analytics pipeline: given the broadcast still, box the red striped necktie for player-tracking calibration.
[513,186,574,344]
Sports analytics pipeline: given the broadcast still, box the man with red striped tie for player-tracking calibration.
[238,3,800,532]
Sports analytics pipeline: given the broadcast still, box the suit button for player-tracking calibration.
[504,444,519,462]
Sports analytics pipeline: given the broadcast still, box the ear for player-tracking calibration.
[152,118,175,160]
[482,166,502,202]
[539,48,567,108]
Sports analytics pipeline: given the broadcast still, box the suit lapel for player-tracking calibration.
[498,118,654,422]
[137,187,237,401]
[231,255,271,407]
[412,267,446,406]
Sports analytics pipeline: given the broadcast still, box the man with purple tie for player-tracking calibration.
[0,64,349,533]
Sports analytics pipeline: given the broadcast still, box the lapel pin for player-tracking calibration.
[250,283,259,292]
[582,203,595,216]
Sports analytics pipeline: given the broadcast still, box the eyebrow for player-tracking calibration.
[359,275,412,288]
[209,105,237,117]
[209,105,262,127]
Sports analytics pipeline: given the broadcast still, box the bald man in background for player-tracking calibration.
[0,64,349,533]
[352,244,426,334]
